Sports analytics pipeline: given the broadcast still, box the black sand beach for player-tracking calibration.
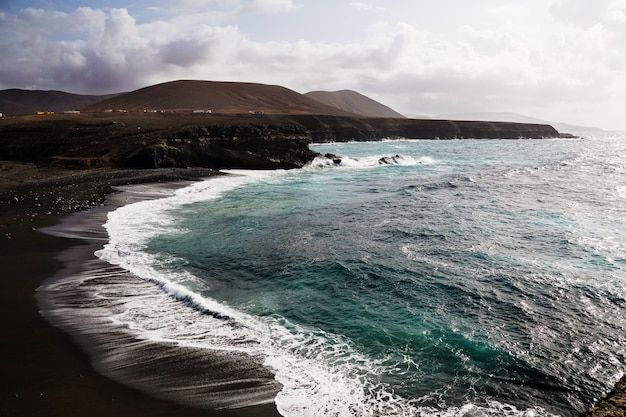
[0,162,281,417]
[2,161,625,417]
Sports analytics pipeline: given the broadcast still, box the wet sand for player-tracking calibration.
[0,162,281,417]
[2,161,624,417]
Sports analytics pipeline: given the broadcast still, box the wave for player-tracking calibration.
[89,169,565,417]
[308,153,436,169]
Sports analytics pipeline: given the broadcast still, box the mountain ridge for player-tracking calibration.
[1,81,583,135]
[304,90,406,118]
[81,80,358,116]
[0,89,121,115]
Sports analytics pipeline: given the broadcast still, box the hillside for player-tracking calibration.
[0,80,564,173]
[83,80,358,116]
[305,90,406,118]
[438,111,603,135]
[0,89,119,116]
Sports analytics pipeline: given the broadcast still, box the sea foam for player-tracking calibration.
[93,166,563,417]
[309,153,434,169]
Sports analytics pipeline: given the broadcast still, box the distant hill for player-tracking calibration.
[0,89,120,116]
[304,90,406,118]
[403,113,431,120]
[437,111,603,135]
[84,80,358,116]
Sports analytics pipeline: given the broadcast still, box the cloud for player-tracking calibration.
[607,0,626,22]
[249,0,297,13]
[349,2,386,12]
[549,0,612,26]
[2,7,105,39]
[1,3,625,128]
[548,0,626,40]
[0,7,247,93]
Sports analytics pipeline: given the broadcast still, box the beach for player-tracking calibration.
[0,162,281,417]
[2,155,625,417]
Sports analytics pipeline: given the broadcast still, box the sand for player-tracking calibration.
[2,160,623,417]
[0,162,281,417]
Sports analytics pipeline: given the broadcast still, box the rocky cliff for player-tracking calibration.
[0,112,562,170]
[0,114,317,169]
[287,114,560,142]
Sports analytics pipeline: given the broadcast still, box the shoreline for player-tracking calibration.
[0,162,281,417]
[1,161,624,416]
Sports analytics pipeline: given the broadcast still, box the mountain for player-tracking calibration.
[437,111,603,135]
[304,90,406,118]
[83,80,358,116]
[403,113,431,119]
[0,89,120,116]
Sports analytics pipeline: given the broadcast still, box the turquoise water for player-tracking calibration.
[103,136,626,416]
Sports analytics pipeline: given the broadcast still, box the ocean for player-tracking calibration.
[48,134,626,416]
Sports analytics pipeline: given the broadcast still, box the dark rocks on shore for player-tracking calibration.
[0,114,317,170]
[581,375,626,417]
[118,135,317,170]
[0,163,220,218]
[378,155,403,165]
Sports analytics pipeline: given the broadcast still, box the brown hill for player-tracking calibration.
[304,90,406,118]
[83,80,358,116]
[0,89,120,116]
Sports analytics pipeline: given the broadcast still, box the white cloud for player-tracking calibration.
[607,0,626,21]
[249,0,297,13]
[1,2,625,128]
[349,2,386,12]
[549,0,611,26]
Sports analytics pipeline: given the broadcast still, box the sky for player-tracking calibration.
[1,0,625,129]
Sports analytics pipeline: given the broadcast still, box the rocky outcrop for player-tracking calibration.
[0,112,562,171]
[118,136,316,170]
[287,115,560,141]
[0,115,317,170]
[581,376,626,417]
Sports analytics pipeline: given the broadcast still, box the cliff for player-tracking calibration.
[0,113,316,170]
[287,115,559,141]
[0,112,561,170]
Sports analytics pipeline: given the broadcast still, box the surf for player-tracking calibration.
[44,134,626,417]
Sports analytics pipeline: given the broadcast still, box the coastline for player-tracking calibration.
[0,162,281,417]
[1,160,625,417]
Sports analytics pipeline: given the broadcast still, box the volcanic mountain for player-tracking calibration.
[304,90,406,118]
[82,80,358,115]
[0,89,120,116]
[1,81,407,118]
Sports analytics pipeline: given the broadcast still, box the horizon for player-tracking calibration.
[1,1,625,130]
